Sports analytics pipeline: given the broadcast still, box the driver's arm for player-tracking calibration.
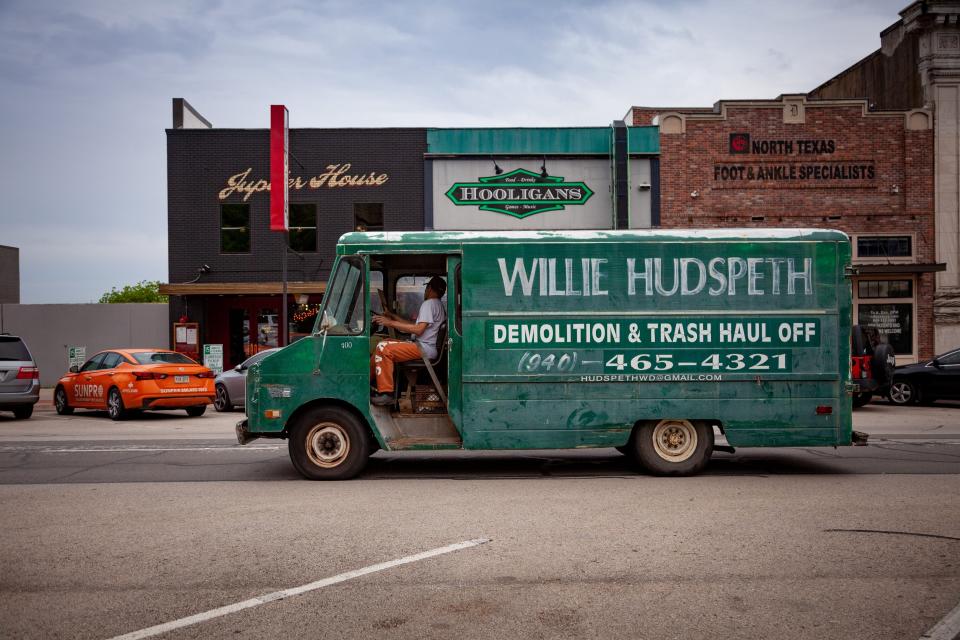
[372,315,429,336]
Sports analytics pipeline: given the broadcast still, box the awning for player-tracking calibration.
[854,262,946,274]
[159,281,327,296]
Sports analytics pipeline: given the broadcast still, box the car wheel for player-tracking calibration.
[288,406,370,480]
[888,380,917,406]
[214,384,232,412]
[852,392,872,408]
[107,388,126,421]
[631,419,713,476]
[54,386,73,415]
[186,405,206,417]
[12,405,33,419]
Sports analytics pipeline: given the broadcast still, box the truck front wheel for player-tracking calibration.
[632,419,713,476]
[288,406,370,480]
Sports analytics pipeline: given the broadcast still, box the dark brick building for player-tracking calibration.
[161,99,426,367]
[628,95,940,362]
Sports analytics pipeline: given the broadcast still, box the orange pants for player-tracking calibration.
[371,340,422,393]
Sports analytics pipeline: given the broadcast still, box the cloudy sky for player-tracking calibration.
[1,0,906,303]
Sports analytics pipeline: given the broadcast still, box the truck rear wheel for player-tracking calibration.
[288,406,370,480]
[632,419,713,476]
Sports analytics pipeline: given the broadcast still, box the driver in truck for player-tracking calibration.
[369,276,447,406]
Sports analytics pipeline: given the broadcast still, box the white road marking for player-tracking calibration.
[920,597,960,640]
[105,538,490,640]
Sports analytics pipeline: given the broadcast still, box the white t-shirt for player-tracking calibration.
[414,298,446,360]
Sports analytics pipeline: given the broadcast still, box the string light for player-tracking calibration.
[292,303,321,323]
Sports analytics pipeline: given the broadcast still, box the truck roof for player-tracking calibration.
[337,228,849,254]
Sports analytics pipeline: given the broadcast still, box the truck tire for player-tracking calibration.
[288,406,370,480]
[632,419,713,476]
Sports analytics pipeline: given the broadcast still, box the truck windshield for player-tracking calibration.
[316,257,365,335]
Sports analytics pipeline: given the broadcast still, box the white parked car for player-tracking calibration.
[213,349,280,412]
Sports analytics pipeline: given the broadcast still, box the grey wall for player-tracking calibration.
[0,246,20,303]
[0,303,168,386]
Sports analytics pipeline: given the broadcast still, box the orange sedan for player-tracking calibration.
[55,349,215,420]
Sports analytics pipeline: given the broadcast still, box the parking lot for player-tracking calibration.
[1,396,959,640]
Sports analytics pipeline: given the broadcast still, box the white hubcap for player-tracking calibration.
[305,423,350,468]
[652,419,698,462]
[890,382,912,404]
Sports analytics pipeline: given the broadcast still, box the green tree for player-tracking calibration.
[98,280,168,303]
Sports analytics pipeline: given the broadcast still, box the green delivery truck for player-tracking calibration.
[237,229,856,479]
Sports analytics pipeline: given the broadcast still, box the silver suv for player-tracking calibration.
[0,335,40,419]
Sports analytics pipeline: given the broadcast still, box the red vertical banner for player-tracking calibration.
[270,105,289,231]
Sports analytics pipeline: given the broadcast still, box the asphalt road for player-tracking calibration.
[0,401,959,639]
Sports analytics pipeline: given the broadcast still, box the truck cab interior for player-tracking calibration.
[369,254,452,416]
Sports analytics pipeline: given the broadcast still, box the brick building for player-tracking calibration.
[628,95,940,362]
[807,0,960,352]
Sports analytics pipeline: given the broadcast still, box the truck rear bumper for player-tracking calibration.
[236,418,260,445]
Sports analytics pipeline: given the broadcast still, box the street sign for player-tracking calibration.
[270,104,289,231]
[203,344,224,375]
[68,346,86,370]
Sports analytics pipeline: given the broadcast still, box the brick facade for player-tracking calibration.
[629,96,937,359]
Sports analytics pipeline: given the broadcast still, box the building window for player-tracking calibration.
[354,203,383,231]
[221,204,250,253]
[856,236,912,259]
[857,303,913,355]
[858,279,913,299]
[288,204,317,252]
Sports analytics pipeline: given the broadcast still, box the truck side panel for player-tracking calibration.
[460,239,850,448]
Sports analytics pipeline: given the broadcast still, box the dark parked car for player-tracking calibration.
[0,334,40,419]
[213,348,280,412]
[851,325,895,408]
[887,346,960,405]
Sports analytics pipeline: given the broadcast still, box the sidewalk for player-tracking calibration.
[853,399,960,439]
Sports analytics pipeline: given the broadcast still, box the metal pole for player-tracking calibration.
[281,233,288,346]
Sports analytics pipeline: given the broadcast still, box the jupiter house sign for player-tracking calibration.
[445,168,594,219]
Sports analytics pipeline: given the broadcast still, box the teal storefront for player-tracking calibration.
[425,124,660,230]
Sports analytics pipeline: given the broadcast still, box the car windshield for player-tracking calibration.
[132,352,197,365]
[0,337,30,361]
